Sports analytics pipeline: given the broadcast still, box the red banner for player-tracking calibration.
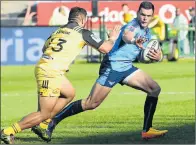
[37,1,194,28]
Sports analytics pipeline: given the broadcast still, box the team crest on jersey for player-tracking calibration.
[90,34,102,43]
[52,88,60,95]
[127,25,135,32]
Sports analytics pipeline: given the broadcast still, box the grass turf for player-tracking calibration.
[1,58,195,144]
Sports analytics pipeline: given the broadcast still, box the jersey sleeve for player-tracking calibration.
[123,20,138,38]
[82,29,104,49]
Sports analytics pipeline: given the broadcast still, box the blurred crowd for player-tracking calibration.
[121,4,195,56]
[1,1,195,56]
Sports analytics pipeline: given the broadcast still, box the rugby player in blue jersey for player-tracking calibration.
[32,1,168,141]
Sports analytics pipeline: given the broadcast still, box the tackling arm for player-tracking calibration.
[82,25,121,54]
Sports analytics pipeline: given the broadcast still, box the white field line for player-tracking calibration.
[1,92,194,97]
[121,92,194,95]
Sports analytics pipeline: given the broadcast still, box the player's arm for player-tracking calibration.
[148,17,159,28]
[82,25,121,54]
[122,25,145,49]
[122,25,135,44]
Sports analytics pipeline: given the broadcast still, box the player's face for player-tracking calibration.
[138,8,153,28]
[122,5,129,13]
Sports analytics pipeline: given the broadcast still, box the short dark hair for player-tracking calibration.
[68,7,87,21]
[122,3,128,7]
[138,1,154,13]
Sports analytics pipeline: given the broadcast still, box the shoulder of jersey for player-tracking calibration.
[73,26,83,33]
[128,19,139,28]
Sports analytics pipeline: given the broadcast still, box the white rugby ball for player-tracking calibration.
[138,39,160,63]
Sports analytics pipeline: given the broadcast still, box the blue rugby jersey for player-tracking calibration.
[103,18,151,72]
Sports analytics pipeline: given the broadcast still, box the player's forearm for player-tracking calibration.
[98,39,115,54]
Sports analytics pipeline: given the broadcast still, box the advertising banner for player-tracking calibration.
[37,1,194,28]
[1,27,57,65]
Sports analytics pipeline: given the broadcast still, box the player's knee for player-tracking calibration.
[91,102,101,109]
[148,85,161,98]
[62,87,75,100]
[85,101,101,110]
[69,88,75,100]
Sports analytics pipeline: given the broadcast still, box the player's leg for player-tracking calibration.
[34,64,124,142]
[47,66,122,128]
[1,91,59,144]
[32,76,75,142]
[122,68,168,139]
[34,82,111,142]
[50,76,75,118]
[50,82,111,127]
[1,67,67,144]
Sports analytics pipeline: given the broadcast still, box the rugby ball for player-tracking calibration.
[138,39,160,63]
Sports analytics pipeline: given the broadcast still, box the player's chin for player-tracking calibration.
[141,23,148,28]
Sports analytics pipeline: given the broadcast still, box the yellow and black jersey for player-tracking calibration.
[36,22,104,74]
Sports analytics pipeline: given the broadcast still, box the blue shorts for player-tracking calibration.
[96,62,138,88]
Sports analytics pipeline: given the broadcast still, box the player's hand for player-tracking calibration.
[135,37,145,49]
[108,25,122,41]
[147,49,162,61]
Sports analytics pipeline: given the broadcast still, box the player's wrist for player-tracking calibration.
[130,38,136,44]
[108,37,116,44]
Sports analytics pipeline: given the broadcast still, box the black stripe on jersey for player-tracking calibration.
[73,26,82,32]
[82,29,104,49]
[61,22,83,33]
[12,125,18,133]
[61,21,104,49]
[42,80,49,89]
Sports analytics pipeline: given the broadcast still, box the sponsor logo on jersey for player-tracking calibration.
[90,34,102,43]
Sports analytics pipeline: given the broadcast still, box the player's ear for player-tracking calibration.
[81,16,85,25]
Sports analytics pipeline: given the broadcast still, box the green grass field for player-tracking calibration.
[1,59,195,144]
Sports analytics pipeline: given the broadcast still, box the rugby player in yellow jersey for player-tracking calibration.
[121,3,134,25]
[148,15,165,41]
[1,7,121,144]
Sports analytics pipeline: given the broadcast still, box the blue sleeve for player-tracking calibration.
[124,20,138,32]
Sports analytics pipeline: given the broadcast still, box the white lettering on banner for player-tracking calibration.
[109,10,119,22]
[159,4,176,24]
[44,4,190,26]
[90,7,137,23]
[87,5,189,24]
[1,29,45,64]
[63,5,189,24]
[99,7,109,22]
[1,39,13,62]
[15,30,24,61]
[27,39,44,61]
